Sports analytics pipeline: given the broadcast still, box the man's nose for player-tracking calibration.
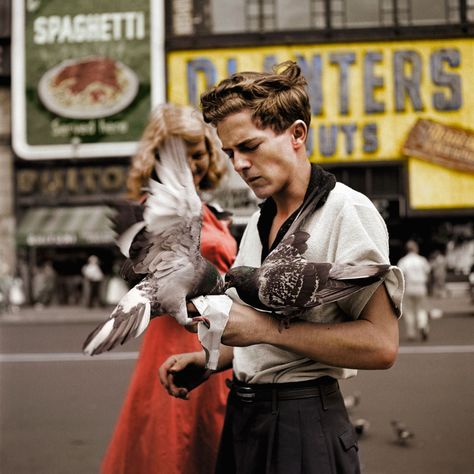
[232,153,251,172]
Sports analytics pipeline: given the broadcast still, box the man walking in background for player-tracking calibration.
[398,240,431,341]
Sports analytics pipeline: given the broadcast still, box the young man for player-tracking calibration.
[159,61,404,474]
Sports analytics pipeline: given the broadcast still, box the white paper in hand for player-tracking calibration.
[191,295,233,370]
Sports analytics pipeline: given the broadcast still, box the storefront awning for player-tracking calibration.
[16,206,117,247]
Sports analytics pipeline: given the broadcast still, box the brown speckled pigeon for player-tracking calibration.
[223,230,390,325]
[82,137,223,356]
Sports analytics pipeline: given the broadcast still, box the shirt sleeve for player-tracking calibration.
[332,201,404,319]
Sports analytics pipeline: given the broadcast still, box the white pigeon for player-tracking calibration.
[83,136,224,356]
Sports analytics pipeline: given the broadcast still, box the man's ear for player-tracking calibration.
[290,120,307,148]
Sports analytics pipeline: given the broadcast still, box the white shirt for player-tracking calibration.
[227,182,404,384]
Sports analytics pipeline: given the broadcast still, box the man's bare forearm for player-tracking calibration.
[222,285,399,370]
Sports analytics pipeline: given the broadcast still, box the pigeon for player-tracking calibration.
[82,136,224,356]
[223,230,391,326]
[343,391,361,411]
[391,420,415,445]
[353,418,370,436]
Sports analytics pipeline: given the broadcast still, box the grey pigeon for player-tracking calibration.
[223,230,391,326]
[83,137,223,356]
[391,420,415,445]
[353,418,370,436]
[344,391,361,411]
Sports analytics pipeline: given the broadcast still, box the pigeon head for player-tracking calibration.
[223,266,257,293]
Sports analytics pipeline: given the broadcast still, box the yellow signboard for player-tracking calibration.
[408,158,474,209]
[168,39,474,164]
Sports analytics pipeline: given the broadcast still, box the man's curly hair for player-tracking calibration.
[127,103,227,200]
[200,61,311,134]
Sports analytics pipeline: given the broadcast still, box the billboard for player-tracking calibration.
[168,39,474,164]
[168,39,474,210]
[12,0,165,160]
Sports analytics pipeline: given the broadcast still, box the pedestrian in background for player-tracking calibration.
[81,255,104,308]
[101,103,237,474]
[430,250,447,298]
[398,240,431,341]
[33,261,56,308]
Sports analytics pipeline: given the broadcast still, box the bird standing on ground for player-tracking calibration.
[82,136,223,356]
[391,420,415,445]
[344,391,362,411]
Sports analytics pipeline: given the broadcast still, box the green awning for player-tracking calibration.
[16,206,117,247]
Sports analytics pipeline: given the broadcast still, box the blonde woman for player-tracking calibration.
[102,104,237,474]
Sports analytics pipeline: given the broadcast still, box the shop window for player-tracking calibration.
[411,0,451,25]
[371,166,401,195]
[468,0,474,21]
[210,0,247,33]
[326,164,402,200]
[344,0,382,28]
[168,0,470,38]
[275,0,313,30]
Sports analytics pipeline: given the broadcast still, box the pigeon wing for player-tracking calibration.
[83,285,151,355]
[126,136,203,276]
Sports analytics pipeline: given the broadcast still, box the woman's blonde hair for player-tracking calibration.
[127,103,227,200]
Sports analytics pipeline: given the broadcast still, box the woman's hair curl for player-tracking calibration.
[127,104,227,200]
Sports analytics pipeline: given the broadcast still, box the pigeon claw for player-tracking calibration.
[192,315,211,329]
[277,316,291,333]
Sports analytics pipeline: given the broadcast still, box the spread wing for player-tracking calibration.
[119,136,203,278]
[83,137,204,355]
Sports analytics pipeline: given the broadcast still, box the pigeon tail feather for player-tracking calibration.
[83,319,115,356]
[329,263,391,280]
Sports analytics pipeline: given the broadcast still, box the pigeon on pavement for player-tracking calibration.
[353,418,370,436]
[391,420,415,445]
[82,136,224,356]
[223,230,391,325]
[344,391,361,411]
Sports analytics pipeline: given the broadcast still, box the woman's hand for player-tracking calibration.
[158,351,210,400]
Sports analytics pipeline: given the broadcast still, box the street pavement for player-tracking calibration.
[0,292,472,325]
[0,294,473,473]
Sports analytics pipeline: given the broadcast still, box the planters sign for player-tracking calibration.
[168,39,474,164]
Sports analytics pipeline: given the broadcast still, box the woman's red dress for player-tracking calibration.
[101,205,237,474]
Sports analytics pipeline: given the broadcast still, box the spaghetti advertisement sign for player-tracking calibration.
[12,0,164,160]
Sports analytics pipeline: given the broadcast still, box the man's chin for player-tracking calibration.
[251,187,272,200]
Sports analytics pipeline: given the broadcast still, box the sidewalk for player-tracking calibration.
[0,304,110,324]
[426,294,474,317]
[0,295,472,325]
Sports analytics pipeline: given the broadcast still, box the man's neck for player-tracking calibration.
[272,159,312,218]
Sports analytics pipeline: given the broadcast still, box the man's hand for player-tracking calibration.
[221,302,276,347]
[158,351,210,400]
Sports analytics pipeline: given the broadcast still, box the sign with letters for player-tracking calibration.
[12,0,165,160]
[167,39,474,164]
[403,119,474,173]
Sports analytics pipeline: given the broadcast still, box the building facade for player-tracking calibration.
[166,0,474,265]
[3,1,474,306]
